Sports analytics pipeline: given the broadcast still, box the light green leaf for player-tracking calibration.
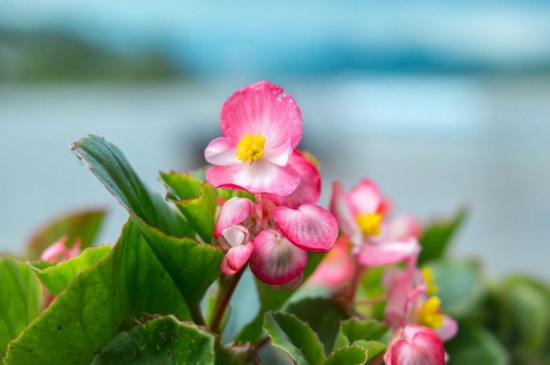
[236,252,325,343]
[91,316,215,364]
[263,311,325,365]
[418,208,467,264]
[25,209,106,260]
[4,221,191,365]
[35,245,112,295]
[325,345,368,365]
[427,259,485,319]
[333,318,388,353]
[0,257,42,359]
[73,134,192,238]
[446,324,510,365]
[160,171,217,243]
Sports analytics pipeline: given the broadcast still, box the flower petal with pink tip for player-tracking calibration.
[272,204,338,253]
[266,150,321,209]
[356,238,420,267]
[215,197,252,237]
[330,182,361,242]
[348,178,383,216]
[221,225,249,248]
[249,229,308,285]
[220,81,303,149]
[224,242,253,272]
[206,159,300,197]
[385,325,445,365]
[204,137,240,166]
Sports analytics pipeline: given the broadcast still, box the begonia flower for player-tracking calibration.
[330,179,420,266]
[205,81,303,197]
[40,236,81,263]
[384,324,445,365]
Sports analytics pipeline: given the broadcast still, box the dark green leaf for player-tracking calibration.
[4,221,191,365]
[236,252,325,343]
[446,324,510,365]
[25,209,106,260]
[427,259,485,319]
[0,257,42,359]
[34,245,112,295]
[73,134,192,238]
[418,208,467,264]
[325,345,368,365]
[91,316,215,364]
[263,311,325,365]
[160,171,217,243]
[286,298,348,356]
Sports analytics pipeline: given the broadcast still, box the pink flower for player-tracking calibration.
[40,236,81,263]
[384,324,445,365]
[205,81,303,197]
[330,179,420,266]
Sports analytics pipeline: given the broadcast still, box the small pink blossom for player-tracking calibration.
[40,236,81,263]
[305,236,356,290]
[205,81,303,197]
[330,179,420,266]
[384,324,445,365]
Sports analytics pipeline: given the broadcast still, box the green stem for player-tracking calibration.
[370,351,386,365]
[189,303,206,326]
[210,267,246,334]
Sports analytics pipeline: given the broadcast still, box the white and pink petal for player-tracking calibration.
[272,204,338,253]
[249,229,308,285]
[204,137,240,166]
[214,198,252,237]
[356,238,421,267]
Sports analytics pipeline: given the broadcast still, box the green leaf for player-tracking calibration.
[446,324,510,365]
[0,257,42,359]
[325,345,368,365]
[418,207,467,264]
[91,316,215,364]
[236,252,325,343]
[333,318,388,355]
[286,298,348,356]
[73,134,192,238]
[160,171,217,243]
[4,221,191,365]
[427,259,485,319]
[34,245,112,295]
[25,209,106,260]
[134,218,223,311]
[263,311,325,365]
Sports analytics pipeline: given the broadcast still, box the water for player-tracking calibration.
[1,76,549,282]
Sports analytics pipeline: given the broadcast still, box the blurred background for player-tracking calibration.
[1,0,549,283]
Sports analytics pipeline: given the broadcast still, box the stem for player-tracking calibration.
[254,336,270,352]
[370,351,386,365]
[210,267,246,334]
[189,303,206,326]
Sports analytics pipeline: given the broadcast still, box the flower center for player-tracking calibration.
[356,213,382,236]
[236,133,266,165]
[418,296,444,329]
[421,267,438,296]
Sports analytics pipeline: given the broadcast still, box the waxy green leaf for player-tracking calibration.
[0,257,42,359]
[332,318,387,360]
[25,209,106,260]
[161,171,217,243]
[73,135,224,318]
[73,135,192,238]
[91,316,215,365]
[263,311,325,365]
[418,208,467,264]
[4,221,191,365]
[35,245,112,295]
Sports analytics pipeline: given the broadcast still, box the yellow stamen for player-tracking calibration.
[356,213,382,236]
[235,133,266,165]
[418,296,444,329]
[421,267,439,296]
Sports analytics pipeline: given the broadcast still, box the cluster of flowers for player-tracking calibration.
[204,81,457,364]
